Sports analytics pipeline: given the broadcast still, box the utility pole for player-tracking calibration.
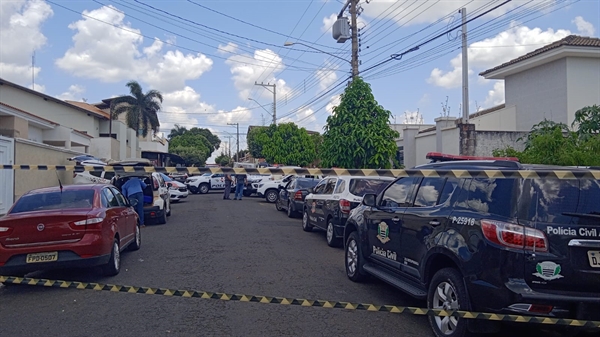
[255,82,276,125]
[460,8,470,124]
[334,0,359,79]
[350,0,359,79]
[227,123,239,162]
[225,136,232,158]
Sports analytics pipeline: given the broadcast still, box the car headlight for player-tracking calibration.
[258,184,264,188]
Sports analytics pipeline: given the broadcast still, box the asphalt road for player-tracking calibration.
[0,191,594,337]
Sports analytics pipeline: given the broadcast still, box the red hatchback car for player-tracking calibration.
[0,184,141,277]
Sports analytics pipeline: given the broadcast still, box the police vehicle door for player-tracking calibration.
[315,178,337,229]
[211,174,225,189]
[306,179,328,227]
[400,177,458,279]
[366,177,419,270]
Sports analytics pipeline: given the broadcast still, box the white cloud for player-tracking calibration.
[326,94,341,114]
[225,48,291,101]
[0,0,53,86]
[321,13,337,33]
[57,84,85,101]
[55,5,213,92]
[483,81,505,107]
[316,62,339,91]
[572,16,596,36]
[217,42,238,54]
[208,106,253,125]
[428,26,572,88]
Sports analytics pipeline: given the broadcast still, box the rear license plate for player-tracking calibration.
[26,252,58,264]
[587,250,600,268]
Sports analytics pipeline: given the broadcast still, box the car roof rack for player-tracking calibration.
[416,152,522,170]
[425,152,520,162]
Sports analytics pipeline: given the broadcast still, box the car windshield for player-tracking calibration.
[296,179,319,189]
[349,179,391,196]
[10,190,96,214]
[161,174,173,182]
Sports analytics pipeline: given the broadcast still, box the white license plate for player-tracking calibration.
[588,250,600,268]
[26,252,58,264]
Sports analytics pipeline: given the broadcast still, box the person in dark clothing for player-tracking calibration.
[121,177,147,227]
[223,173,233,200]
[233,173,247,200]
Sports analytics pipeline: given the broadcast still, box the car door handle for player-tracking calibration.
[429,220,441,227]
[392,217,400,222]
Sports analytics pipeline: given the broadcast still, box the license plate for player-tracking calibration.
[26,252,58,264]
[588,250,600,268]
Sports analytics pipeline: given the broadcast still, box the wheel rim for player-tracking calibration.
[267,192,277,202]
[135,226,141,246]
[346,239,358,276]
[113,242,120,270]
[302,212,308,228]
[432,281,460,335]
[287,202,292,216]
[200,185,208,193]
[327,222,334,243]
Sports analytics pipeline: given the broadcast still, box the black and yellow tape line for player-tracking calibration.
[3,165,600,180]
[1,276,598,328]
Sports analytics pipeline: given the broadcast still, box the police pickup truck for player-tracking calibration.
[185,173,235,194]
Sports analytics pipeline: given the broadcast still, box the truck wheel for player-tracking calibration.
[427,268,472,337]
[199,183,209,194]
[345,231,367,282]
[265,189,278,203]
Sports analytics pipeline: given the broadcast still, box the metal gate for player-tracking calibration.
[0,136,14,215]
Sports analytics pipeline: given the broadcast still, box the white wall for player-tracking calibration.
[505,58,568,131]
[0,84,101,137]
[471,105,517,131]
[415,132,436,166]
[440,127,460,155]
[27,125,44,143]
[567,57,600,126]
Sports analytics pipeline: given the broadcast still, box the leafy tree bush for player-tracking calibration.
[320,77,399,169]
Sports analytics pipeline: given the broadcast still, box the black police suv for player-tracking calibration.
[343,159,600,337]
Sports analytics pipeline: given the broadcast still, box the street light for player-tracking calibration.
[248,97,273,116]
[284,41,351,65]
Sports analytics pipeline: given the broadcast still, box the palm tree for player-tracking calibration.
[168,124,187,140]
[110,80,163,137]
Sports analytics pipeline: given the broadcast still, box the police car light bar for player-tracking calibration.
[426,152,520,163]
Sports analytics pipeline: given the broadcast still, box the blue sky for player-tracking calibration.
[1,0,599,163]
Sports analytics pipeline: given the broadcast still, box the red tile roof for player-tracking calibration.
[65,100,110,119]
[480,35,600,76]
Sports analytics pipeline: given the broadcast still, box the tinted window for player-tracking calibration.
[102,188,120,207]
[439,178,460,205]
[286,180,295,189]
[414,178,446,207]
[90,171,102,178]
[313,180,327,194]
[458,179,516,217]
[11,190,95,213]
[323,178,337,194]
[110,187,127,206]
[334,179,346,194]
[161,174,173,182]
[104,171,115,180]
[518,179,600,224]
[296,179,319,189]
[380,177,418,208]
[349,179,390,196]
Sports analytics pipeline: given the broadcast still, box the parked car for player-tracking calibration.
[185,173,235,194]
[110,159,171,224]
[275,177,320,218]
[244,174,271,197]
[168,172,188,183]
[256,174,322,203]
[160,173,189,203]
[0,184,141,277]
[73,169,115,185]
[343,159,600,337]
[302,176,393,247]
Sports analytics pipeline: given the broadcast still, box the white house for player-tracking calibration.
[397,35,600,168]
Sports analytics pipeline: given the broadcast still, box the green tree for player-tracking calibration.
[247,126,268,159]
[320,77,399,169]
[258,123,317,166]
[186,127,221,155]
[168,124,187,140]
[110,80,162,137]
[169,132,212,166]
[215,153,232,166]
[573,104,600,140]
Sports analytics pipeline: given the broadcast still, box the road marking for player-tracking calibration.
[1,276,598,328]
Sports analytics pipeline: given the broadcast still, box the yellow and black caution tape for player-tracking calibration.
[1,276,598,328]
[3,165,600,180]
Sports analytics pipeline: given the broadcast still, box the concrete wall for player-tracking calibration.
[0,84,101,137]
[27,125,44,143]
[473,131,528,157]
[0,115,28,139]
[440,127,460,155]
[471,105,517,131]
[13,138,83,200]
[567,57,600,126]
[90,137,120,161]
[505,58,568,131]
[415,132,436,166]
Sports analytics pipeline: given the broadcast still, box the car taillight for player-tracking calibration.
[340,199,351,214]
[294,191,303,201]
[481,220,548,252]
[74,217,104,226]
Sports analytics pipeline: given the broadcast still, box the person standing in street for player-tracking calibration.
[233,173,247,200]
[121,176,147,227]
[223,173,233,200]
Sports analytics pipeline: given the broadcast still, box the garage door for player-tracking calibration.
[0,136,14,215]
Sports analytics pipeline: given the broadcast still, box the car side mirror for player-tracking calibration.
[362,193,377,207]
